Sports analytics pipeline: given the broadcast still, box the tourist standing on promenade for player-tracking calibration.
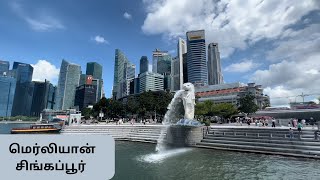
[272,118,276,128]
[289,128,294,139]
[297,122,303,139]
[293,119,298,128]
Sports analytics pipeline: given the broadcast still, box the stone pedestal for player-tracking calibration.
[166,125,204,147]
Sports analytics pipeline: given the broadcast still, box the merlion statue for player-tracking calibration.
[181,82,196,120]
[166,82,196,121]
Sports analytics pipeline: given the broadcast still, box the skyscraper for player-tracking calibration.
[171,38,187,91]
[152,49,168,73]
[0,76,16,117]
[157,54,172,75]
[86,62,102,80]
[30,80,56,117]
[0,60,10,76]
[139,56,149,74]
[55,60,81,110]
[186,30,207,86]
[12,62,33,83]
[86,62,103,101]
[75,84,97,110]
[208,43,223,85]
[139,72,164,93]
[113,49,135,99]
[119,62,135,97]
[11,62,34,116]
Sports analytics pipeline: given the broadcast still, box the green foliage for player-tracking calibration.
[237,94,259,115]
[81,108,93,120]
[195,101,238,120]
[91,91,173,120]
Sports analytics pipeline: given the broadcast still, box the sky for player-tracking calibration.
[0,0,319,106]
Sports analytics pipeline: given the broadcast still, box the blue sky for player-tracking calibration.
[0,0,320,106]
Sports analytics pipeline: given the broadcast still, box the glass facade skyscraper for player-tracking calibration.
[171,38,187,91]
[55,60,81,110]
[0,76,16,117]
[139,56,149,74]
[12,62,33,83]
[86,62,103,102]
[157,54,172,75]
[152,49,168,73]
[208,43,223,85]
[186,30,207,86]
[113,49,135,99]
[11,62,34,116]
[86,62,102,80]
[30,80,56,117]
[0,60,10,76]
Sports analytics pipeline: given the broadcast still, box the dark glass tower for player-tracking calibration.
[0,76,16,117]
[12,62,33,83]
[11,62,34,116]
[139,56,149,74]
[86,62,102,80]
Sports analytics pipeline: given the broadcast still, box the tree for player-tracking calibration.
[214,103,238,119]
[82,108,93,120]
[238,94,259,115]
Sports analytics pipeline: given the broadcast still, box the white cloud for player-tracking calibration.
[142,0,319,58]
[31,60,60,85]
[10,2,64,31]
[92,35,109,44]
[123,12,132,20]
[224,60,260,73]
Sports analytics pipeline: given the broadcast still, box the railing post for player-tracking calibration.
[257,133,259,137]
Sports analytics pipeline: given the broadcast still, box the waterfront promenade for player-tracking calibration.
[61,123,320,159]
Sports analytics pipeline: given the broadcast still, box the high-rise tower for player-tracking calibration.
[186,30,207,86]
[208,43,223,85]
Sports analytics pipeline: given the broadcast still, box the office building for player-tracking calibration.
[183,53,188,83]
[0,60,10,76]
[30,80,56,117]
[11,62,34,116]
[12,62,33,83]
[157,54,171,75]
[12,81,34,116]
[0,76,16,117]
[79,74,87,86]
[208,43,223,85]
[186,30,207,86]
[75,84,97,110]
[171,38,187,91]
[152,49,168,73]
[113,49,135,99]
[139,56,149,74]
[86,62,102,80]
[139,72,164,93]
[86,62,103,100]
[55,60,81,110]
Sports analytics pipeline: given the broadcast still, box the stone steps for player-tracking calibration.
[196,127,320,158]
[201,139,320,151]
[204,136,320,145]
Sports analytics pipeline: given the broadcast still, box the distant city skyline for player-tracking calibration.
[0,0,319,106]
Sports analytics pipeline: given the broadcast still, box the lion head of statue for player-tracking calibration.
[182,82,195,93]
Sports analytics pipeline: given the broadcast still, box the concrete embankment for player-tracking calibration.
[61,125,165,143]
[196,126,320,159]
[61,124,320,159]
